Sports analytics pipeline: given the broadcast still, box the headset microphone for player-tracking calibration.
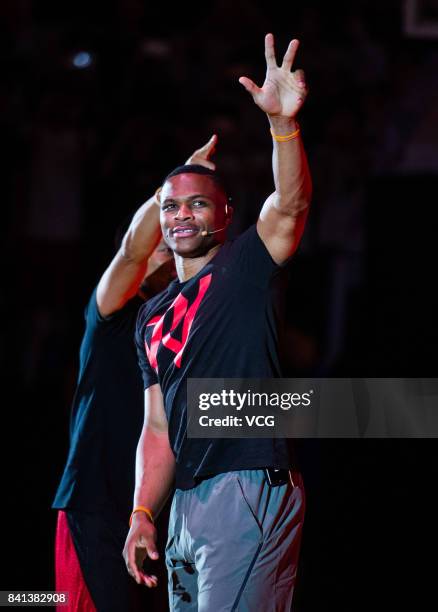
[201,201,230,237]
[200,226,227,237]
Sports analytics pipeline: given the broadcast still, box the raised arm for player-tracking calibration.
[123,384,176,588]
[239,34,312,264]
[96,135,218,316]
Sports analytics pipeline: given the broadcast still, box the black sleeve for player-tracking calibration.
[84,288,103,331]
[225,224,282,289]
[135,302,159,390]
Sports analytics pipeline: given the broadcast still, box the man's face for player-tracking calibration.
[159,173,229,258]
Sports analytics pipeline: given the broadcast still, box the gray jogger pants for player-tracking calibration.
[165,469,305,612]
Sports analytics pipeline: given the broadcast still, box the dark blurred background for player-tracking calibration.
[2,0,438,609]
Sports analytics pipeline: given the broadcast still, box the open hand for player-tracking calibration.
[186,134,218,170]
[239,33,307,118]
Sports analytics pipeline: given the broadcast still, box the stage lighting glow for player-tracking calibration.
[72,52,93,69]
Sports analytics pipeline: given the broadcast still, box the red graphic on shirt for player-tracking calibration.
[144,273,212,371]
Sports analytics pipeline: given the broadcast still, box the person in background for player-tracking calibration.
[52,136,217,612]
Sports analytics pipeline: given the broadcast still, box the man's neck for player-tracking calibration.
[174,244,222,282]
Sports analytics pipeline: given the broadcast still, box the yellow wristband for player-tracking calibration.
[129,506,154,527]
[155,187,162,203]
[270,124,300,142]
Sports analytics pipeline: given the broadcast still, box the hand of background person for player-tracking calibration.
[123,514,160,588]
[238,33,308,119]
[185,134,218,169]
[155,134,218,204]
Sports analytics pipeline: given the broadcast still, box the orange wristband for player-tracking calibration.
[129,506,154,527]
[270,123,300,142]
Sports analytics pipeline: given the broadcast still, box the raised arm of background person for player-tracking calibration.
[239,34,312,264]
[96,135,218,316]
[123,383,176,588]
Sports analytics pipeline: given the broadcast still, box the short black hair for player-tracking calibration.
[161,164,229,200]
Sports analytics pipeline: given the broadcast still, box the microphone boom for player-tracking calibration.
[201,226,226,236]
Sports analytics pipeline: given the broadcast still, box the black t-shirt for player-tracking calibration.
[53,289,145,520]
[136,225,293,490]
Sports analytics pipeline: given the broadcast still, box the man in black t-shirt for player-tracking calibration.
[124,34,312,611]
[52,138,217,612]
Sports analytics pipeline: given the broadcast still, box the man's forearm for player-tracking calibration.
[120,194,161,263]
[133,426,176,520]
[268,115,312,216]
[96,193,163,316]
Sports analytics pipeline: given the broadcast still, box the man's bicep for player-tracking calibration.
[144,384,168,434]
[257,192,308,265]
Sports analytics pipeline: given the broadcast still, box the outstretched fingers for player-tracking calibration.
[238,76,261,97]
[198,134,217,160]
[281,39,300,71]
[187,134,218,169]
[264,32,277,68]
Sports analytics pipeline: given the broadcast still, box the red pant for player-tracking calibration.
[55,511,96,612]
